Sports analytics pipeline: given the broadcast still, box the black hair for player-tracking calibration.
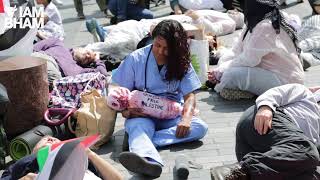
[152,20,190,81]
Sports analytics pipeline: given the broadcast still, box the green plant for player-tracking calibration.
[191,54,200,74]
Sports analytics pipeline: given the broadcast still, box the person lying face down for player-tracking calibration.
[33,38,108,84]
[1,136,123,180]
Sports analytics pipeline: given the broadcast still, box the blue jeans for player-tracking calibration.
[125,116,208,165]
[108,0,154,20]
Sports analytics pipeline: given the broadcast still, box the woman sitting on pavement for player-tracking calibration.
[169,0,226,15]
[207,0,304,100]
[110,19,208,178]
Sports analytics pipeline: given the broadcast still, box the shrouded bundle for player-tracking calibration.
[107,87,183,119]
[129,90,183,119]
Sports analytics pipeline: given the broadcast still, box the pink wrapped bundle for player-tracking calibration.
[129,90,183,119]
[107,87,184,119]
[107,87,131,111]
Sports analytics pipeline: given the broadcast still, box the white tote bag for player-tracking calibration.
[189,39,209,84]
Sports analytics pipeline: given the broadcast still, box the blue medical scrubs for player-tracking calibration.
[112,45,208,165]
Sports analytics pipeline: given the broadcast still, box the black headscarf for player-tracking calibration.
[243,0,300,52]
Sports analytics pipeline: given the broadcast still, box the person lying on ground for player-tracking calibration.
[110,20,208,178]
[170,0,246,15]
[32,38,108,86]
[212,83,320,180]
[207,0,304,100]
[85,10,244,60]
[169,0,225,15]
[35,0,64,41]
[1,136,123,180]
[186,9,244,36]
[298,15,320,69]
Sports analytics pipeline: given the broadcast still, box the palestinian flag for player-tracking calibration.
[36,135,100,180]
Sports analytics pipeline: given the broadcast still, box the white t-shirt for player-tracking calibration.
[178,0,224,10]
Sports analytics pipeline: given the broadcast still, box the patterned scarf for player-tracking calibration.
[243,0,300,52]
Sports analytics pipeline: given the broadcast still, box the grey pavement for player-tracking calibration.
[57,0,318,179]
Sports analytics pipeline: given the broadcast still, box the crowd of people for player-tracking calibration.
[1,0,320,179]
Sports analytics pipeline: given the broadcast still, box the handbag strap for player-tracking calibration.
[67,116,76,134]
[44,108,76,126]
[83,72,103,92]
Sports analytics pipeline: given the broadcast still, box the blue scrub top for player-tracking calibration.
[112,45,201,103]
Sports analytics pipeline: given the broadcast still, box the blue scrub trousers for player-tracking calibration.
[108,0,154,21]
[125,116,208,165]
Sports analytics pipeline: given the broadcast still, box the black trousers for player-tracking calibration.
[236,105,320,180]
[220,0,244,12]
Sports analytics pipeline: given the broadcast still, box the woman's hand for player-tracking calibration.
[86,148,96,160]
[207,70,221,84]
[254,106,273,135]
[176,120,191,138]
[19,173,37,180]
[122,108,148,119]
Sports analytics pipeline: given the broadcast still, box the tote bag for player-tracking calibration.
[51,72,107,108]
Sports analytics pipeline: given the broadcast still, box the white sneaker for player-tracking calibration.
[52,0,63,6]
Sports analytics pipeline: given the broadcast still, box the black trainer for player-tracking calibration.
[119,152,162,178]
[175,155,190,179]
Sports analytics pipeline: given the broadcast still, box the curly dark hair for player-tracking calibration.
[152,20,190,81]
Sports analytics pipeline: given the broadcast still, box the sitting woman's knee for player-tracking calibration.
[125,118,153,132]
[192,118,208,139]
